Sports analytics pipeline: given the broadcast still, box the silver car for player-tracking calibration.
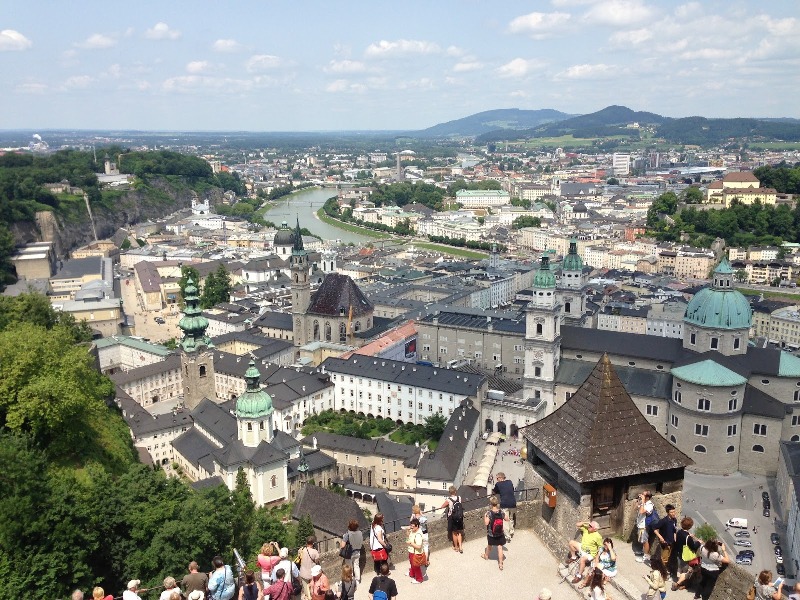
[735,540,753,547]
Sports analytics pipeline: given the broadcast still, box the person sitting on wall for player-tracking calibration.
[568,520,603,584]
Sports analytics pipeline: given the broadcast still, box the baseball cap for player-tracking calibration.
[311,565,322,577]
[127,580,140,590]
[189,592,204,600]
[589,521,600,530]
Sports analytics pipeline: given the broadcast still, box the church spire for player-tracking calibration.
[178,277,213,352]
[293,217,305,253]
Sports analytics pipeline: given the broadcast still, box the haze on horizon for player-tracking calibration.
[1,0,798,132]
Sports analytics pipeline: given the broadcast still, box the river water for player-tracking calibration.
[261,186,372,245]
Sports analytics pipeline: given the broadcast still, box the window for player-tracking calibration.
[199,365,207,377]
[270,475,277,488]
[697,398,710,411]
[726,445,735,453]
[670,435,677,443]
[628,361,636,366]
[728,398,738,411]
[794,390,800,402]
[439,347,447,354]
[423,344,430,351]
[792,436,800,442]
[646,405,658,416]
[761,379,770,385]
[690,333,696,345]
[671,415,679,427]
[753,423,767,436]
[694,445,706,453]
[710,337,719,350]
[536,324,543,335]
[727,424,738,436]
[793,415,800,427]
[534,367,541,377]
[695,424,709,436]
[734,338,740,349]
[674,391,682,403]
[247,422,253,431]
[752,445,764,453]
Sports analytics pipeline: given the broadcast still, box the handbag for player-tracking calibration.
[340,538,354,560]
[371,548,388,562]
[682,534,701,566]
[290,575,302,597]
[746,585,755,600]
[372,525,392,554]
[411,552,426,567]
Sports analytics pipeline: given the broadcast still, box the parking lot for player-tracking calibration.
[118,274,182,343]
[683,471,791,581]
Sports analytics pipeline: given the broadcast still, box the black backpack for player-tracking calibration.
[450,496,464,522]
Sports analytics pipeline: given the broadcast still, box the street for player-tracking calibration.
[683,471,789,581]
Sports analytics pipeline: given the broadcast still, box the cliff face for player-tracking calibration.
[11,178,221,258]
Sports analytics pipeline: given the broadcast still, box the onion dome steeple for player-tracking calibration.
[178,277,213,352]
[236,359,273,418]
[533,255,557,289]
[562,238,584,272]
[684,257,751,330]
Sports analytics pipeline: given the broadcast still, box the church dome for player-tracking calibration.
[562,238,584,271]
[273,221,296,246]
[684,258,751,330]
[236,360,273,418]
[533,255,556,288]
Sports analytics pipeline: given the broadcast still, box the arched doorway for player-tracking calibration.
[497,421,507,435]
[510,423,519,437]
[485,418,494,433]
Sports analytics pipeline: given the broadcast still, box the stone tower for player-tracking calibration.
[236,359,275,448]
[524,255,562,415]
[179,277,216,409]
[558,238,588,326]
[291,218,310,346]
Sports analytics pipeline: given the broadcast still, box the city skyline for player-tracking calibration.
[1,0,798,132]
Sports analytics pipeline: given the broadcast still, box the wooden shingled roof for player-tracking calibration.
[522,353,692,483]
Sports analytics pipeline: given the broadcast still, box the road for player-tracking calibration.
[683,471,789,581]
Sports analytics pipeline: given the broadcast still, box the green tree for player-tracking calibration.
[200,264,232,308]
[512,215,542,230]
[734,269,748,283]
[694,523,718,542]
[683,187,703,204]
[296,513,315,547]
[231,468,255,553]
[423,413,447,440]
[0,223,15,290]
[606,177,619,185]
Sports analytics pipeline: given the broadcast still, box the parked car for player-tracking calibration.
[763,499,771,510]
[154,317,166,324]
[735,540,753,547]
[736,557,753,566]
[771,533,780,545]
[763,491,770,501]
[776,555,784,564]
[764,508,771,517]
[775,546,783,556]
[737,550,755,557]
[735,531,751,538]
[777,564,786,576]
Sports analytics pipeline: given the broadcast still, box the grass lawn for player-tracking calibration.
[316,208,393,239]
[413,241,488,259]
[739,288,800,301]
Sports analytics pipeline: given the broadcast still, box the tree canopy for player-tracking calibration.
[201,264,232,309]
[753,163,800,194]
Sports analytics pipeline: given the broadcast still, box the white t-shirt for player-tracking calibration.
[272,559,298,583]
[591,585,606,600]
[370,524,385,550]
[160,590,179,600]
[637,500,653,529]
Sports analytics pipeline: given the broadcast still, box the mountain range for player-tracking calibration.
[414,105,800,145]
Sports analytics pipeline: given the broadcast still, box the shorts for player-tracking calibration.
[579,550,596,561]
[638,527,648,544]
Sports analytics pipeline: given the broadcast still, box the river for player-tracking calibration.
[261,186,372,245]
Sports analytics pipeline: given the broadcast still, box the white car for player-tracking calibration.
[735,540,753,547]
[776,555,784,564]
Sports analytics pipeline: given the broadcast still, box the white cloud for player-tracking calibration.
[397,78,435,90]
[557,63,616,79]
[365,39,440,58]
[76,33,116,50]
[15,82,47,94]
[63,75,94,89]
[453,61,483,73]
[679,48,732,61]
[508,12,571,37]
[212,39,242,53]
[145,22,181,41]
[609,28,653,46]
[583,0,654,26]
[246,54,284,72]
[0,29,32,51]
[106,64,121,78]
[510,90,529,98]
[162,75,251,93]
[497,58,545,78]
[186,61,210,74]
[325,79,367,93]
[754,15,798,36]
[674,2,702,19]
[324,59,367,74]
[446,46,465,57]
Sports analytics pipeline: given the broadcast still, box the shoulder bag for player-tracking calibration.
[340,533,354,560]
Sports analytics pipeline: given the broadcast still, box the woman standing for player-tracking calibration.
[440,486,464,553]
[754,570,783,600]
[588,568,606,600]
[644,555,668,599]
[406,518,425,584]
[238,570,259,600]
[338,564,357,600]
[696,540,730,600]
[257,541,281,586]
[481,495,508,570]
[341,520,363,583]
[369,513,390,575]
[410,505,429,566]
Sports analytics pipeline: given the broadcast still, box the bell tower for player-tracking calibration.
[179,277,216,409]
[291,218,310,346]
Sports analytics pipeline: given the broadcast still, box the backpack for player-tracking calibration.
[645,508,660,533]
[418,516,428,534]
[372,578,389,600]
[490,511,505,537]
[449,496,464,523]
[340,580,355,600]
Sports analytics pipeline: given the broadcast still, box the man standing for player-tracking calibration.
[299,536,320,600]
[492,472,517,540]
[182,561,208,597]
[368,563,398,600]
[123,580,144,600]
[635,491,655,562]
[71,591,84,600]
[653,504,678,578]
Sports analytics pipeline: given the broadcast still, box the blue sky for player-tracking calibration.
[1,0,798,131]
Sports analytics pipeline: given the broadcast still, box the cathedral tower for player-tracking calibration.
[524,255,562,415]
[236,359,274,448]
[558,238,588,326]
[179,277,216,409]
[291,218,310,346]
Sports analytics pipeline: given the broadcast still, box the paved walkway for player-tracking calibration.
[353,530,580,600]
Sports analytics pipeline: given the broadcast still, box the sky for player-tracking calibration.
[1,0,798,132]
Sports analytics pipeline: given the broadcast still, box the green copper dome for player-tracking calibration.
[562,238,584,271]
[684,258,752,330]
[236,359,273,418]
[533,255,556,288]
[178,277,213,352]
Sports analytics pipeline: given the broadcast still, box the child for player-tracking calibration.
[644,554,668,599]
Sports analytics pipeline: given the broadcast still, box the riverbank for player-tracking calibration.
[414,241,488,259]
[315,207,393,239]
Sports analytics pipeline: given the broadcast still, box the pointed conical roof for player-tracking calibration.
[522,354,691,483]
[178,277,213,352]
[292,217,305,253]
[562,238,584,271]
[533,255,556,288]
[236,359,273,418]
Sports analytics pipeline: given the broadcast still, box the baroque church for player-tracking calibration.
[519,250,800,476]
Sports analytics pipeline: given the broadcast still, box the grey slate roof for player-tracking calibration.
[272,429,302,454]
[561,326,683,363]
[292,484,370,537]
[213,439,287,468]
[172,427,219,469]
[110,353,181,385]
[308,273,374,317]
[302,431,420,466]
[192,398,237,446]
[415,400,480,481]
[254,311,293,330]
[523,354,692,484]
[287,448,336,480]
[742,385,788,419]
[191,476,226,491]
[321,356,486,396]
[556,358,672,400]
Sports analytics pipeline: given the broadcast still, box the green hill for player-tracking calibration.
[415,108,574,137]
